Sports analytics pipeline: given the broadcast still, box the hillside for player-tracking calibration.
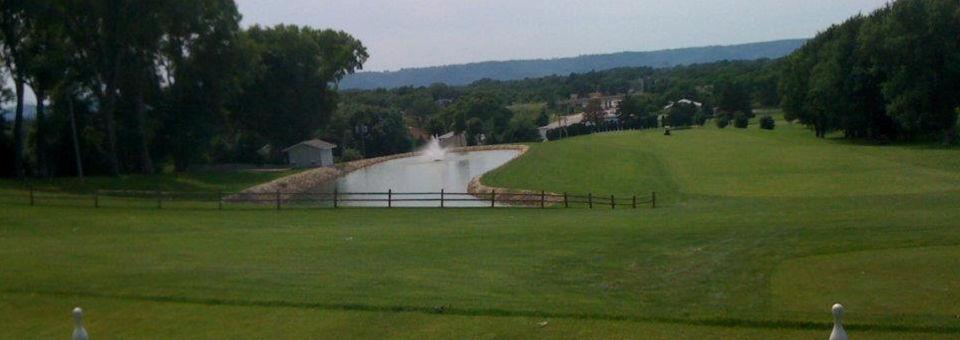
[340,39,806,89]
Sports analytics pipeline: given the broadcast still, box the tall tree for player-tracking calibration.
[583,97,605,127]
[60,0,128,175]
[0,0,32,178]
[20,1,72,177]
[0,65,12,177]
[155,0,248,171]
[861,0,960,144]
[714,80,752,116]
[235,25,367,160]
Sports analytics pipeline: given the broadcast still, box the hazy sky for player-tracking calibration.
[236,0,891,72]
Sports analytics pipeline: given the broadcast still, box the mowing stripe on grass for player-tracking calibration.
[7,289,958,335]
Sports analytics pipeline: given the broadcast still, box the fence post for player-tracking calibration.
[563,192,568,208]
[440,189,445,208]
[588,193,593,209]
[388,189,392,208]
[611,195,615,209]
[218,191,223,210]
[490,190,496,208]
[275,190,281,211]
[333,189,338,208]
[632,195,637,209]
[29,187,34,206]
[156,189,162,209]
[94,190,99,208]
[651,192,656,208]
[540,191,545,208]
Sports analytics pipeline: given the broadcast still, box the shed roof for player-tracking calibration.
[282,139,337,152]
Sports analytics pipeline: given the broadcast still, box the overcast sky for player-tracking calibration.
[237,0,891,72]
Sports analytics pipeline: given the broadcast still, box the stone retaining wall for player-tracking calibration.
[463,145,564,206]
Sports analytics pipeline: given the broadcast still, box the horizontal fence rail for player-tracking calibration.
[1,187,656,210]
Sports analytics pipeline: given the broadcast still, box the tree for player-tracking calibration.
[465,117,484,146]
[715,80,752,117]
[60,0,138,175]
[583,97,604,127]
[21,1,75,177]
[0,67,12,176]
[344,105,411,157]
[502,117,541,143]
[535,108,550,127]
[154,0,248,171]
[667,101,698,127]
[860,0,960,144]
[235,25,367,161]
[0,0,33,178]
[443,91,513,142]
[780,1,960,143]
[617,94,661,129]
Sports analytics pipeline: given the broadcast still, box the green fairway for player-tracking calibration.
[3,119,960,338]
[484,121,960,199]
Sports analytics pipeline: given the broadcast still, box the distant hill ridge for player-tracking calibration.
[340,39,807,90]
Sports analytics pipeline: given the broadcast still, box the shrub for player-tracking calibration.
[340,148,363,162]
[693,111,708,126]
[733,112,749,129]
[716,115,731,129]
[759,115,776,130]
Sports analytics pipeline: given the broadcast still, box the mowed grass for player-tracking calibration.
[3,117,960,338]
[0,169,299,194]
[484,120,960,198]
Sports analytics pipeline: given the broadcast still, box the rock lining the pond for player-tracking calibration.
[229,144,530,203]
[465,145,565,206]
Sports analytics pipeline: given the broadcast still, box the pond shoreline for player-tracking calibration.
[466,146,565,206]
[229,144,530,202]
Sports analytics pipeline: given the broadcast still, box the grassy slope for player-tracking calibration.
[0,170,300,194]
[2,118,960,338]
[483,120,960,199]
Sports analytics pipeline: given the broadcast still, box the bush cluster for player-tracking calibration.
[759,116,776,130]
[733,112,750,129]
[716,116,731,129]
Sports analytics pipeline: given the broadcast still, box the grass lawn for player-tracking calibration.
[0,169,300,194]
[2,117,959,338]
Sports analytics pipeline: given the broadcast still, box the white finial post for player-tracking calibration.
[72,307,89,340]
[829,303,848,340]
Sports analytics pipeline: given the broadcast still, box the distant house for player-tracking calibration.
[663,99,703,111]
[437,131,467,148]
[283,139,337,168]
[564,93,625,110]
[435,98,454,107]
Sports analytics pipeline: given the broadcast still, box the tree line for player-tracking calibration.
[0,0,367,178]
[779,0,960,143]
[338,59,778,149]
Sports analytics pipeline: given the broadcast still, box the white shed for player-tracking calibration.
[283,139,337,168]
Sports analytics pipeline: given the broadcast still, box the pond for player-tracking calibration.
[313,150,521,207]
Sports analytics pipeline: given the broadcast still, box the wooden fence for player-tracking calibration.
[2,188,656,210]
